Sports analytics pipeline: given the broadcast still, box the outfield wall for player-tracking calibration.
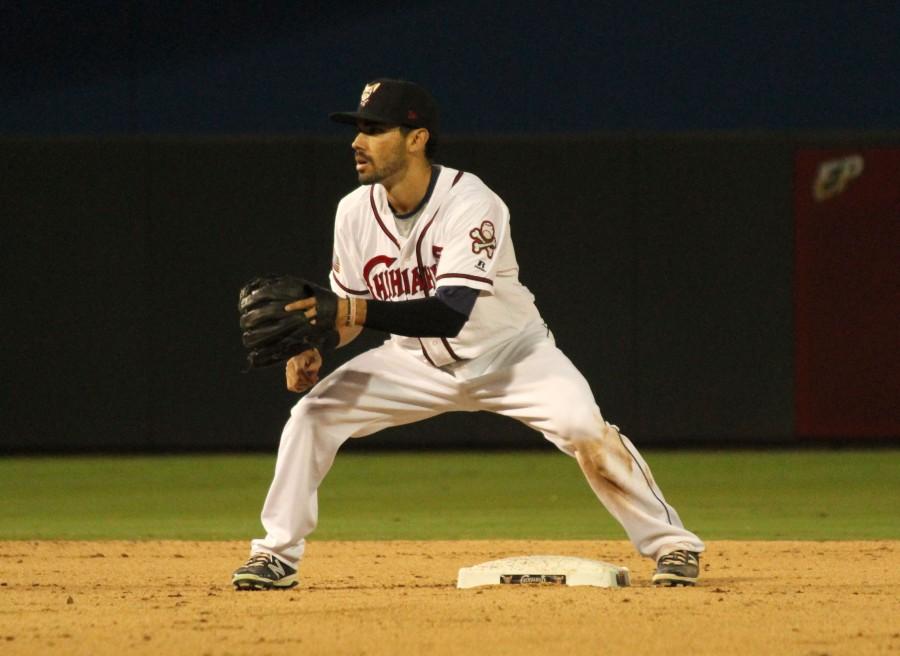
[3,134,897,453]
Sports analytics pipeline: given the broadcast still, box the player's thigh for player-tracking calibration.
[298,342,463,437]
[472,340,605,442]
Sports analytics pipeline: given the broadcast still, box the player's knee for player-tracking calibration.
[553,404,605,444]
[290,394,313,416]
[288,397,345,445]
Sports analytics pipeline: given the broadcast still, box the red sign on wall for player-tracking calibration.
[794,148,900,437]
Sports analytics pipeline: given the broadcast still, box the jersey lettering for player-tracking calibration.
[364,255,437,300]
[389,269,406,297]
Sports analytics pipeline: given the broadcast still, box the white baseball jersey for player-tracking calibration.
[329,166,542,367]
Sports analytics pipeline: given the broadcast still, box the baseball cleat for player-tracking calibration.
[652,550,700,587]
[232,552,299,591]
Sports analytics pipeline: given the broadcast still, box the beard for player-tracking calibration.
[356,147,407,185]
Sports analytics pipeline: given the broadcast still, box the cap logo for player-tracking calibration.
[360,82,381,107]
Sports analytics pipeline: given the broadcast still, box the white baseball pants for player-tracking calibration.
[251,323,705,565]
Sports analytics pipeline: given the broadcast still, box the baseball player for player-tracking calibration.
[232,79,704,590]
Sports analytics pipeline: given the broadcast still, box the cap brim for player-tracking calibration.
[329,110,396,126]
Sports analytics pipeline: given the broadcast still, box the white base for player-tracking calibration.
[457,555,630,589]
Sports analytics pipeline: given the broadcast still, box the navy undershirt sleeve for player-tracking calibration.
[362,286,479,338]
[436,285,479,316]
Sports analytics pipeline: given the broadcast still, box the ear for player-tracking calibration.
[407,128,430,156]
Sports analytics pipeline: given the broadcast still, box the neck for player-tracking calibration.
[383,159,432,215]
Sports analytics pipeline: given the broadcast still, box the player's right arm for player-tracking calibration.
[328,195,370,347]
[329,195,369,295]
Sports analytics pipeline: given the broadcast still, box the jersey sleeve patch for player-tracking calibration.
[433,181,507,294]
[469,220,497,259]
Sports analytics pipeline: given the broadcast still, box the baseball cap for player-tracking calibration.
[329,78,439,136]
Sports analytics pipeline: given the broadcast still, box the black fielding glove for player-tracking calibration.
[238,274,339,369]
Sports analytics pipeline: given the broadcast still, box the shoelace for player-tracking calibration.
[659,551,696,566]
[244,553,273,567]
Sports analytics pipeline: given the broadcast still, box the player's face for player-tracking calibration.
[352,122,409,185]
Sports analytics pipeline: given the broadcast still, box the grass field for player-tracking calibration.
[2,449,898,541]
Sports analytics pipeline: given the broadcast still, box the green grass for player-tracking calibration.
[0,451,898,541]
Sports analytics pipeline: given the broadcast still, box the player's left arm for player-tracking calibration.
[287,191,501,338]
[286,291,472,338]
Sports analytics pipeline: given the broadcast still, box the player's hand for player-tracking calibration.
[286,296,358,331]
[285,297,320,323]
[285,348,323,393]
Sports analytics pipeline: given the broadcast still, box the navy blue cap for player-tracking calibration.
[330,78,439,135]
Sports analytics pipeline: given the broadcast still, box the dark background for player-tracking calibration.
[3,2,898,453]
[3,2,899,135]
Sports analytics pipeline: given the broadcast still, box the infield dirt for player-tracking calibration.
[1,540,897,655]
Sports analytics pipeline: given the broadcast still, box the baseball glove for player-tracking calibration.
[238,274,339,369]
